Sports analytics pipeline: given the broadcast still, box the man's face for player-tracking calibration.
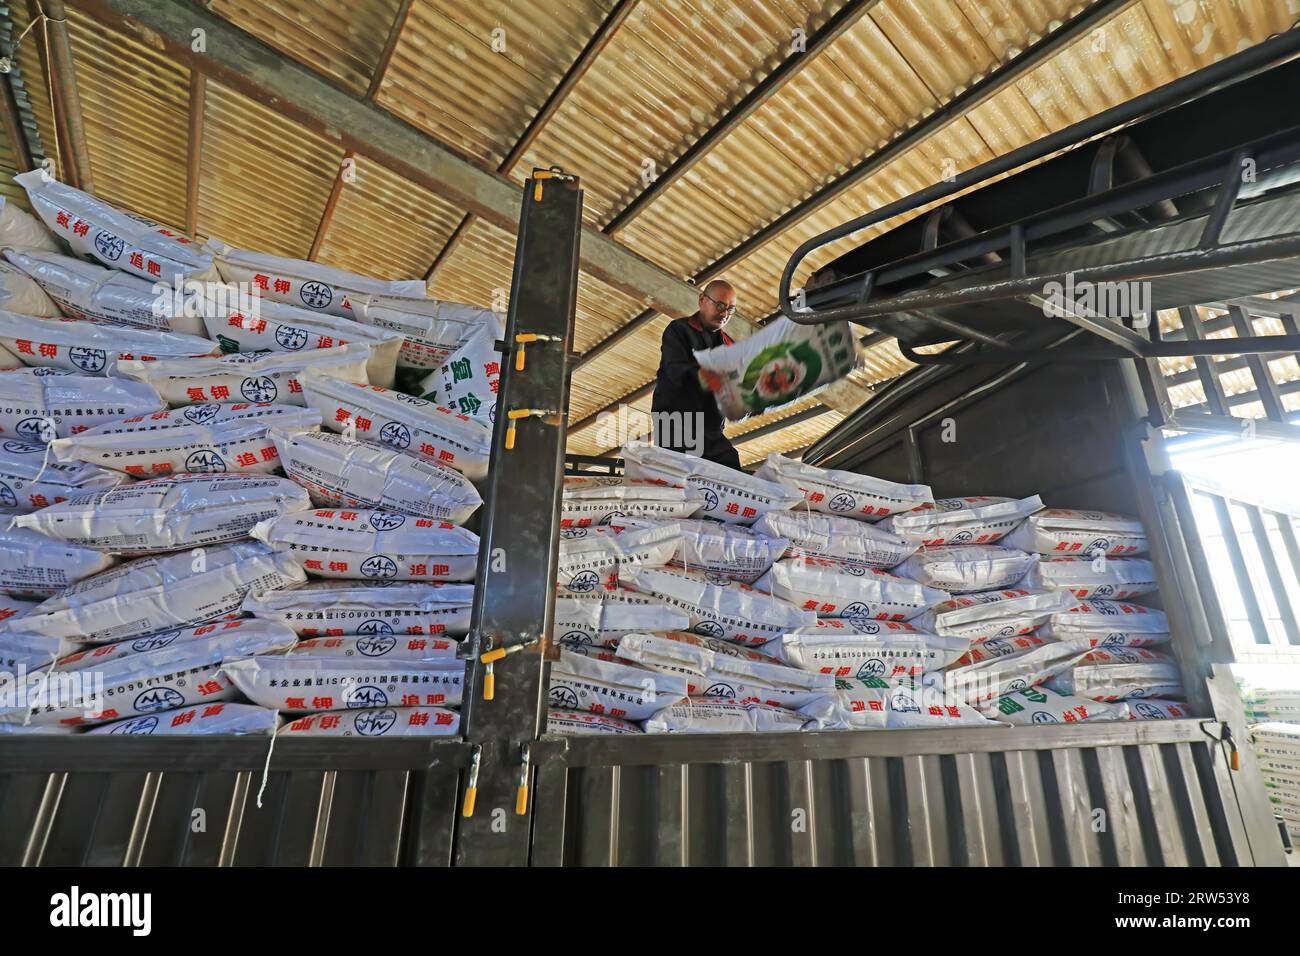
[698,286,736,331]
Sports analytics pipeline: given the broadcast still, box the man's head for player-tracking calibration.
[697,279,736,331]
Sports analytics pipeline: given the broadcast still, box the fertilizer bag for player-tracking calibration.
[754,452,932,521]
[622,441,801,525]
[244,581,474,638]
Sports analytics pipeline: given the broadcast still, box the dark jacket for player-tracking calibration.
[650,314,739,469]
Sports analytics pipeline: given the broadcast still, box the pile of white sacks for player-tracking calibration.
[547,442,1187,735]
[0,174,505,737]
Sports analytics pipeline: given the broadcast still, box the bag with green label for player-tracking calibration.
[694,317,862,420]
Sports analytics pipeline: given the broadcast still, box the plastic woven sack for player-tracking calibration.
[2,249,206,334]
[351,295,500,370]
[754,452,932,521]
[658,516,788,583]
[0,196,59,253]
[0,526,114,596]
[1126,699,1191,720]
[619,565,815,647]
[944,638,1094,705]
[222,655,465,712]
[251,508,479,582]
[49,402,320,476]
[1002,508,1147,556]
[0,438,123,512]
[88,702,281,736]
[622,441,801,525]
[15,473,309,553]
[548,648,689,720]
[278,706,461,737]
[1019,556,1158,599]
[560,476,703,527]
[201,291,404,388]
[206,238,424,318]
[271,429,482,524]
[0,632,80,673]
[243,581,474,637]
[0,370,164,441]
[417,318,501,425]
[301,369,492,480]
[0,258,60,316]
[54,619,293,672]
[1038,600,1170,647]
[752,508,917,570]
[17,170,216,283]
[546,708,642,735]
[768,623,969,678]
[1047,662,1183,702]
[694,317,862,420]
[18,540,305,644]
[979,684,1129,725]
[288,632,460,661]
[881,495,1043,547]
[0,310,217,374]
[912,588,1076,643]
[553,594,689,649]
[897,545,1038,594]
[756,556,948,623]
[556,521,680,594]
[644,698,809,733]
[111,343,371,407]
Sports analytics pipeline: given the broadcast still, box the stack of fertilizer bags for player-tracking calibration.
[1240,684,1300,840]
[544,443,1186,735]
[0,172,501,738]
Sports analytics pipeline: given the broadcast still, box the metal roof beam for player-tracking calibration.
[365,0,414,101]
[70,0,707,326]
[184,70,204,236]
[425,0,640,282]
[30,0,94,190]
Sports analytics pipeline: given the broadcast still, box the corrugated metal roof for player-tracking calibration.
[2,0,1296,463]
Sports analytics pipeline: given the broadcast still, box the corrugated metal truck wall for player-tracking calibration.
[0,739,467,866]
[528,725,1246,866]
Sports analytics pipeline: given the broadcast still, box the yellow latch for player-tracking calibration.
[513,332,561,371]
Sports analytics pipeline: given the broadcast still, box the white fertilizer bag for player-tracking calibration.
[548,648,689,720]
[1039,600,1170,647]
[251,508,479,582]
[547,708,642,735]
[0,196,60,252]
[752,509,917,570]
[0,632,80,673]
[278,706,461,737]
[206,239,424,318]
[980,684,1128,725]
[694,317,862,420]
[289,633,460,662]
[50,402,319,477]
[0,370,164,441]
[271,429,481,524]
[665,516,788,583]
[1019,556,1158,599]
[797,676,893,730]
[54,619,294,673]
[913,588,1076,643]
[301,369,492,480]
[13,473,310,553]
[881,677,1010,729]
[0,526,114,596]
[0,622,295,728]
[644,698,809,733]
[756,557,948,623]
[0,311,217,374]
[0,342,21,369]
[0,593,38,624]
[243,581,474,638]
[417,319,501,425]
[944,638,1094,706]
[17,171,216,283]
[1047,662,1183,702]
[202,293,403,388]
[769,624,968,678]
[560,476,703,527]
[754,452,932,521]
[897,545,1038,594]
[1126,699,1191,720]
[222,655,465,713]
[0,438,122,511]
[622,440,801,525]
[22,540,305,644]
[619,565,815,647]
[951,634,1056,669]
[556,522,680,594]
[0,259,60,316]
[111,343,371,407]
[881,495,1044,547]
[351,295,500,370]
[615,631,833,708]
[1002,508,1147,556]
[1079,646,1170,667]
[553,595,690,649]
[89,702,280,736]
[0,722,77,734]
[2,249,206,335]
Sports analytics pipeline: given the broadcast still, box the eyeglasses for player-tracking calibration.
[701,293,737,317]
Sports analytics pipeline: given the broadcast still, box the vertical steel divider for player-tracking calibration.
[452,170,582,866]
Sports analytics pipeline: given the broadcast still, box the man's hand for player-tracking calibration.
[698,369,722,392]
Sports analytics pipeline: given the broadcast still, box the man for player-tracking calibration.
[650,278,740,470]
